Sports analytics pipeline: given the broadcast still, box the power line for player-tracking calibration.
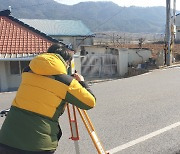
[94,7,127,32]
[77,7,127,47]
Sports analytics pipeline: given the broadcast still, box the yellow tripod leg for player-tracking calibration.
[77,107,108,154]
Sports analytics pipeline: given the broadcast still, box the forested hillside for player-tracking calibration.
[0,0,167,33]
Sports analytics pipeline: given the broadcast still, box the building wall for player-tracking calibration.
[82,46,107,54]
[176,26,180,40]
[0,61,24,92]
[118,48,152,76]
[51,36,93,51]
[118,50,128,76]
[81,46,152,77]
[127,49,152,66]
[7,61,21,91]
[176,15,180,25]
[0,61,8,92]
[175,15,180,40]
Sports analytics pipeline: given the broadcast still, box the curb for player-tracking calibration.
[0,91,16,95]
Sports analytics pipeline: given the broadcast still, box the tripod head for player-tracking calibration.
[0,108,10,117]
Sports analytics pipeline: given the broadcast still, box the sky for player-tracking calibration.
[54,0,180,11]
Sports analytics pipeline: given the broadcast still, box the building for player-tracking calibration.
[20,19,94,51]
[80,45,152,78]
[0,10,61,92]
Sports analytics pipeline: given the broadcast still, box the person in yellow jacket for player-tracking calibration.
[0,43,96,154]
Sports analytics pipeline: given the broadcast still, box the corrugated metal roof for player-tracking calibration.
[20,19,94,36]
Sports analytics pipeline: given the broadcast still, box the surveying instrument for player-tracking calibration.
[67,57,108,154]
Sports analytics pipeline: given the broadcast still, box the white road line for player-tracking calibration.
[107,122,180,154]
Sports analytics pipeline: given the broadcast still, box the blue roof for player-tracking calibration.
[20,19,94,36]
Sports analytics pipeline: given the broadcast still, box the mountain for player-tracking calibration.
[0,0,167,33]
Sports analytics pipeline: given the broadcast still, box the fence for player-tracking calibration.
[81,54,118,78]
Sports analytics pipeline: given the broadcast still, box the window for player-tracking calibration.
[10,61,30,75]
[10,61,20,74]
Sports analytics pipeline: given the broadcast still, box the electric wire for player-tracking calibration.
[77,6,127,47]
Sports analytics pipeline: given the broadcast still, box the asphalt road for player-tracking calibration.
[1,66,180,154]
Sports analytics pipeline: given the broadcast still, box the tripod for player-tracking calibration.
[67,104,108,154]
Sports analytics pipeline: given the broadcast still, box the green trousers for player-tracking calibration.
[0,143,55,154]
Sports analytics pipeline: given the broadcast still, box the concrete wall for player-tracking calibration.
[127,49,152,66]
[118,50,128,76]
[82,46,152,77]
[7,62,21,91]
[117,48,152,76]
[156,50,165,67]
[84,47,152,66]
[0,61,8,92]
[83,46,107,54]
[0,61,22,92]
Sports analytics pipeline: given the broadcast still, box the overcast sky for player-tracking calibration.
[54,0,180,11]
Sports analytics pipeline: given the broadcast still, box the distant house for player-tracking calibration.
[0,10,61,92]
[175,13,180,41]
[20,19,94,51]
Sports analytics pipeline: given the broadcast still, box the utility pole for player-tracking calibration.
[165,0,172,66]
